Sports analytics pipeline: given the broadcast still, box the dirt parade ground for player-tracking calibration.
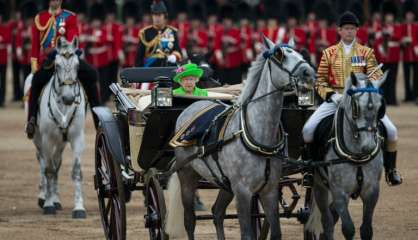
[1,79,418,239]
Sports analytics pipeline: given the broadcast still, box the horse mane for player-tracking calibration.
[238,54,267,104]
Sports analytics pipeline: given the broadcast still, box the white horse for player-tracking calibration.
[31,37,86,218]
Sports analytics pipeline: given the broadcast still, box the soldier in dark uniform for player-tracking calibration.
[135,0,182,69]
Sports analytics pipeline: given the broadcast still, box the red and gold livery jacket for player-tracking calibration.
[31,9,78,72]
[0,22,11,65]
[316,41,383,100]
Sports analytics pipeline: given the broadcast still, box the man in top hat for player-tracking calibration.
[25,0,101,139]
[302,11,402,186]
[135,0,182,69]
[122,1,141,68]
[0,0,11,107]
[400,0,418,103]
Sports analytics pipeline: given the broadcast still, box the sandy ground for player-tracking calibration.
[1,69,418,239]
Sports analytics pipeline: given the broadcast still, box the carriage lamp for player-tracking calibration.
[297,88,314,107]
[151,77,173,107]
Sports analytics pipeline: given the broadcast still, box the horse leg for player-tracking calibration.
[212,189,234,240]
[178,167,200,240]
[332,191,355,240]
[360,187,379,240]
[314,183,335,240]
[259,189,281,240]
[43,159,57,215]
[234,185,254,240]
[36,151,47,208]
[71,135,86,218]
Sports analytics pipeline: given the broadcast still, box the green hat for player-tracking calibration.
[173,63,203,83]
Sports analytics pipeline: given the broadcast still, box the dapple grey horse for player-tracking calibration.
[306,72,387,240]
[32,37,87,218]
[165,37,316,240]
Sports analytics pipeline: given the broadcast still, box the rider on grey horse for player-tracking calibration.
[25,0,100,139]
[302,11,402,185]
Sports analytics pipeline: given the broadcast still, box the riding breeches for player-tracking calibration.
[28,59,101,121]
[302,102,398,151]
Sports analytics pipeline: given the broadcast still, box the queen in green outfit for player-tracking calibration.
[173,63,208,96]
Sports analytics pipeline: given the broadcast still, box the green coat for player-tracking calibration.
[173,87,208,97]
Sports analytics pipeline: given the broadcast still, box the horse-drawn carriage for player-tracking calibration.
[93,60,317,239]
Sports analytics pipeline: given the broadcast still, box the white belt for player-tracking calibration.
[388,41,400,47]
[89,46,107,54]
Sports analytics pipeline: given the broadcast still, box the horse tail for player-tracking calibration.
[305,188,333,239]
[164,172,186,238]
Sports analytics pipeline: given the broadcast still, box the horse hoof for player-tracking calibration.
[43,206,56,215]
[72,210,86,219]
[54,202,62,210]
[38,198,45,209]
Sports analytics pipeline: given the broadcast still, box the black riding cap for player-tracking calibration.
[338,11,360,27]
[151,0,167,14]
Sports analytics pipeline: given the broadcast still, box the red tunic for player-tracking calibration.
[282,27,307,51]
[401,23,418,62]
[85,25,109,68]
[15,23,33,65]
[356,25,369,46]
[189,26,209,55]
[0,22,11,65]
[214,27,243,69]
[122,25,140,67]
[77,21,89,51]
[31,9,78,71]
[104,22,123,62]
[374,23,402,63]
[240,24,254,64]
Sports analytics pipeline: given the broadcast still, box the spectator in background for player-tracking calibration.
[121,1,141,68]
[10,10,23,102]
[400,0,418,103]
[0,1,11,107]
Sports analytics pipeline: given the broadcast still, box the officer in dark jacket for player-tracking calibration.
[135,0,182,68]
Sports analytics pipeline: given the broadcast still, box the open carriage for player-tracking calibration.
[93,66,316,240]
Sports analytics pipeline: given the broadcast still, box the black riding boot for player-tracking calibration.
[25,65,55,139]
[302,144,314,187]
[384,151,402,186]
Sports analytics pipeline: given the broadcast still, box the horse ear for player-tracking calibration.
[351,72,358,87]
[374,70,388,88]
[71,37,79,49]
[263,34,275,50]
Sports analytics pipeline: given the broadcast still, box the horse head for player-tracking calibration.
[54,37,80,106]
[342,72,387,153]
[262,36,316,94]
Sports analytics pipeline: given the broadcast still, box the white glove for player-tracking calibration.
[167,54,177,64]
[330,93,343,105]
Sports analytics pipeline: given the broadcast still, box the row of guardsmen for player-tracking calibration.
[1,0,418,106]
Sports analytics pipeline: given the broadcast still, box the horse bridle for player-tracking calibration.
[239,46,309,156]
[52,54,81,100]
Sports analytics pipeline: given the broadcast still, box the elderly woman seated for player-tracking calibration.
[173,63,208,97]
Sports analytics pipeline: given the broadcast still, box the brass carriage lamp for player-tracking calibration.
[151,76,173,107]
[297,87,314,107]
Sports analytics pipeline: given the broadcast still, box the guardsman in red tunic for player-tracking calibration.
[400,0,418,102]
[375,2,401,105]
[187,5,209,59]
[104,1,123,98]
[122,1,140,68]
[16,1,38,83]
[25,0,101,139]
[214,5,243,85]
[253,18,267,55]
[349,1,368,46]
[237,3,254,72]
[0,1,11,107]
[280,2,306,51]
[172,8,190,59]
[10,10,24,102]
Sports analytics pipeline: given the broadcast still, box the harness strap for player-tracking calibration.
[351,166,363,199]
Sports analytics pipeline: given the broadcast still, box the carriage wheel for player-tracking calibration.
[303,187,317,240]
[95,132,127,240]
[145,175,167,240]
